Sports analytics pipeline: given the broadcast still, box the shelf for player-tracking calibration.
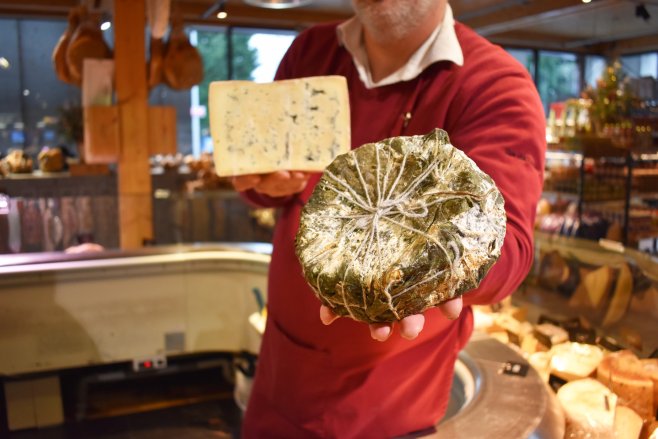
[542,191,626,204]
[514,285,658,358]
[548,136,658,160]
[153,188,239,201]
[1,171,71,179]
[634,192,658,200]
[549,136,629,159]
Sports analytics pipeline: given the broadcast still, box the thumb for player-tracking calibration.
[320,305,340,325]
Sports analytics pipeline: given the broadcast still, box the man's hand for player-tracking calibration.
[231,171,311,197]
[319,297,463,342]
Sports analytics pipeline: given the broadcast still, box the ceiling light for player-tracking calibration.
[0,57,9,70]
[100,21,112,31]
[203,0,229,19]
[636,3,651,21]
[244,0,313,9]
[217,0,228,19]
[581,0,591,3]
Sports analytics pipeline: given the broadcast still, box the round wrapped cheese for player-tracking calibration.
[295,129,506,323]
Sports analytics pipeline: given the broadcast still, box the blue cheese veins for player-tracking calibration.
[209,76,351,176]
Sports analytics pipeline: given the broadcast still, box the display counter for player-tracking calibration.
[519,231,658,357]
[0,244,563,437]
[0,244,269,430]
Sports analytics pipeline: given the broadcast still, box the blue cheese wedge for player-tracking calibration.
[209,76,351,176]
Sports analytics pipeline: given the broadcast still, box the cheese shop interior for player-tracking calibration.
[0,0,657,438]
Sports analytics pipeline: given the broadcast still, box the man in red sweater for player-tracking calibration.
[233,0,545,437]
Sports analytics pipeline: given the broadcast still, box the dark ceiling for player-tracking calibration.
[0,0,657,54]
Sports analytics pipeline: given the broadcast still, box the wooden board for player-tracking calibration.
[83,106,120,164]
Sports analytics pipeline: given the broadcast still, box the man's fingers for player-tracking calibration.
[231,174,261,192]
[369,323,393,341]
[256,171,309,197]
[290,171,311,181]
[438,296,463,320]
[320,305,340,325]
[399,314,425,340]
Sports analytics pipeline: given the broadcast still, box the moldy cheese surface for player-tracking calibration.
[209,76,350,176]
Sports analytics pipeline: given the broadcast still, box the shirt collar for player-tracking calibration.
[336,4,463,89]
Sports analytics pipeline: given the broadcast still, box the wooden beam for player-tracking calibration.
[177,1,350,29]
[563,31,658,51]
[0,0,350,29]
[589,34,658,56]
[459,0,610,37]
[114,0,153,249]
[488,34,593,53]
[0,0,75,17]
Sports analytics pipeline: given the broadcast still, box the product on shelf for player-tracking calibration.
[641,359,658,416]
[601,263,633,326]
[597,350,655,422]
[1,150,33,174]
[38,147,65,173]
[181,153,232,192]
[568,265,614,311]
[556,378,617,438]
[615,406,644,439]
[535,246,658,328]
[648,421,658,439]
[534,323,569,347]
[550,342,604,381]
[537,250,586,297]
[474,298,657,439]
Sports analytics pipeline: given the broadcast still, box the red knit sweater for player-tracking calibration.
[241,21,545,439]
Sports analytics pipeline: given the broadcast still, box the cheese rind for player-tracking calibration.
[557,378,617,439]
[550,342,604,381]
[209,76,351,176]
[602,263,633,327]
[639,359,658,416]
[596,350,655,422]
[613,406,643,439]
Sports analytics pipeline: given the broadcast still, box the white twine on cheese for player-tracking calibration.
[313,143,492,320]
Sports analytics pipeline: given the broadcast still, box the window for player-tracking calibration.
[235,28,297,82]
[0,18,81,156]
[537,51,580,114]
[192,26,296,155]
[0,19,297,159]
[506,48,535,80]
[621,52,658,79]
[584,55,606,88]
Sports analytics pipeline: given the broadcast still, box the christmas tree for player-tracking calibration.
[582,60,635,134]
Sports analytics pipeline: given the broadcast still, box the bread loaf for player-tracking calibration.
[2,150,33,174]
[38,147,65,173]
[639,359,658,417]
[597,350,655,422]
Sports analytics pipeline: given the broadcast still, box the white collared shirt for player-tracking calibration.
[336,4,464,89]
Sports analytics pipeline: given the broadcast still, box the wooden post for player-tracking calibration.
[113,0,153,248]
